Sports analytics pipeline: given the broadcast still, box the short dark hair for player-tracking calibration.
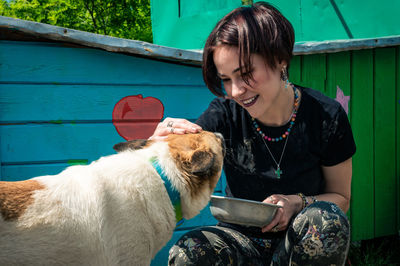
[202,2,295,97]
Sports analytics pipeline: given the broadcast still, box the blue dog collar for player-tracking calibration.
[150,157,183,227]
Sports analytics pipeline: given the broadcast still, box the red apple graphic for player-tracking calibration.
[112,95,164,140]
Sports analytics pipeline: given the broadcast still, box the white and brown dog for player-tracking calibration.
[0,131,224,265]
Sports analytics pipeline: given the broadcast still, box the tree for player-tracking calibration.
[0,0,153,43]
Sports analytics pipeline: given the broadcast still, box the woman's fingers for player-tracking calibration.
[264,195,279,205]
[164,126,186,135]
[261,194,289,233]
[262,208,283,233]
[150,118,202,139]
[166,118,202,133]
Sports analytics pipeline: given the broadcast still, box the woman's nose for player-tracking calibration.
[231,80,246,98]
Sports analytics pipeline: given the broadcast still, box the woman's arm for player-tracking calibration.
[262,157,353,232]
[315,157,352,213]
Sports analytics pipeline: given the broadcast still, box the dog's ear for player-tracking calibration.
[190,150,215,174]
[113,139,152,152]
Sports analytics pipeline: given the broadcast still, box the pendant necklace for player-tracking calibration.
[252,85,300,179]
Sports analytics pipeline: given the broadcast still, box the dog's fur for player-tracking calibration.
[0,131,224,265]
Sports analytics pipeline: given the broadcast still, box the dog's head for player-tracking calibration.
[114,131,225,219]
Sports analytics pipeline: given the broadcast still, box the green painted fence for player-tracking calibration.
[288,48,400,241]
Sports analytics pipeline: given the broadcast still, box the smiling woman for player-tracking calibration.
[150,2,356,265]
[212,46,292,126]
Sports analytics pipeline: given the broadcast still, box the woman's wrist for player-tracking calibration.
[296,193,308,210]
[290,194,304,214]
[296,193,318,212]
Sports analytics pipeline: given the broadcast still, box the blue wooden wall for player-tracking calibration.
[0,40,226,265]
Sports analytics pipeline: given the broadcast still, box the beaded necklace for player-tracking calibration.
[251,86,300,179]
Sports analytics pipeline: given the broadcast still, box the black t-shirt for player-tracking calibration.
[196,85,356,202]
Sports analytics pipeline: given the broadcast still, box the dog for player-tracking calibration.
[0,131,225,265]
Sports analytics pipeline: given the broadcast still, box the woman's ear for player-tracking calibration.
[113,139,153,152]
[276,59,287,69]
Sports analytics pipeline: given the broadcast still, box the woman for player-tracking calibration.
[151,2,355,265]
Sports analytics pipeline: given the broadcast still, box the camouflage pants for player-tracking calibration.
[168,201,350,266]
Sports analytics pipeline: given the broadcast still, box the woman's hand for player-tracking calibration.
[261,194,303,233]
[149,117,202,140]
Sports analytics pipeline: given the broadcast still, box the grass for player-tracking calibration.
[348,235,400,265]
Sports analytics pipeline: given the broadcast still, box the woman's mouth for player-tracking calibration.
[242,95,259,107]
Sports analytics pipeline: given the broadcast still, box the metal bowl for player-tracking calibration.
[210,195,281,228]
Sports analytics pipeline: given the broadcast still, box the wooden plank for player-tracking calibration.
[326,52,353,241]
[374,47,397,237]
[1,162,87,181]
[325,51,352,220]
[294,36,400,55]
[0,123,221,166]
[289,55,301,85]
[0,16,203,64]
[1,123,121,163]
[301,53,326,93]
[0,84,214,123]
[350,49,375,241]
[396,46,400,234]
[0,134,2,180]
[0,41,205,85]
[326,52,351,103]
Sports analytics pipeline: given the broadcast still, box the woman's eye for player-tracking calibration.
[221,78,230,83]
[242,71,253,77]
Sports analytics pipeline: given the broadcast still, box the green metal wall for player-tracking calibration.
[288,47,400,241]
[150,0,239,49]
[151,0,400,49]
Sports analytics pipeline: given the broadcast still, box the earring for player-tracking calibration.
[281,66,289,89]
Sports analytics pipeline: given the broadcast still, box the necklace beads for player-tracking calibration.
[252,87,300,142]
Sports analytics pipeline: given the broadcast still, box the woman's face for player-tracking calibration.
[213,45,286,122]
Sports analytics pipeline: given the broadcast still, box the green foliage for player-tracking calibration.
[0,0,153,43]
[241,0,253,5]
[348,236,400,265]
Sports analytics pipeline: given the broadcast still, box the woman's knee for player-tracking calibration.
[287,201,350,264]
[292,201,350,237]
[168,227,217,265]
[168,226,264,266]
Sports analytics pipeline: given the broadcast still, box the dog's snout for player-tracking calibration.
[213,132,226,157]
